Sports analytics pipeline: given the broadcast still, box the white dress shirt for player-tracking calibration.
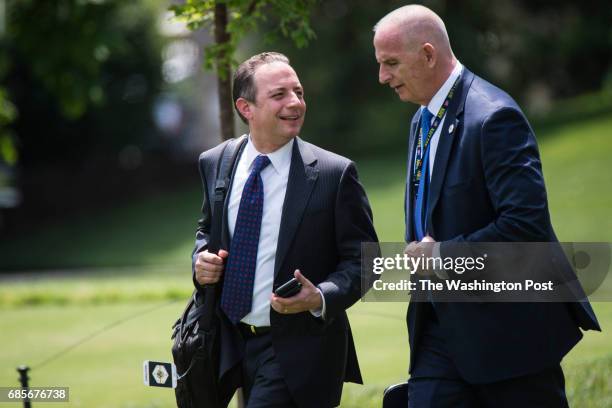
[228,137,292,326]
[423,61,463,180]
[228,136,325,326]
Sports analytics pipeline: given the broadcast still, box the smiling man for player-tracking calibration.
[373,5,599,408]
[192,52,377,408]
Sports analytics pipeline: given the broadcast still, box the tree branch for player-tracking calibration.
[246,0,260,16]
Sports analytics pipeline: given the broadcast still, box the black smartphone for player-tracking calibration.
[274,277,302,298]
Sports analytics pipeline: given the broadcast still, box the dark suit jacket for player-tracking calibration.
[405,68,600,384]
[193,136,378,408]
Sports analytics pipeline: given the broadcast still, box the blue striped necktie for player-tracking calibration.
[221,154,271,324]
[414,107,433,241]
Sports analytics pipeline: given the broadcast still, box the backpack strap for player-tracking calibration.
[197,135,247,329]
[208,134,247,253]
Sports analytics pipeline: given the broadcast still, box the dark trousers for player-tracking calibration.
[408,310,569,408]
[242,332,298,408]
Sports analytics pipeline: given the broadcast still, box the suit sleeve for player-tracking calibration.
[443,107,552,244]
[192,155,212,281]
[317,162,379,319]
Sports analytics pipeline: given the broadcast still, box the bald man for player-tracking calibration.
[373,5,599,407]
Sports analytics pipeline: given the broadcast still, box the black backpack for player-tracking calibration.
[171,136,246,408]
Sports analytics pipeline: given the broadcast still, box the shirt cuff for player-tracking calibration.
[432,242,449,279]
[309,288,326,320]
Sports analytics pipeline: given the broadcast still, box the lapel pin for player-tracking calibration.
[448,123,455,133]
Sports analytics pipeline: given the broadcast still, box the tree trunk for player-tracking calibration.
[214,1,235,141]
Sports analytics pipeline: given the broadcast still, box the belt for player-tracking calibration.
[238,323,271,338]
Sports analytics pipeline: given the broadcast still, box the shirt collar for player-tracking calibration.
[244,135,294,177]
[424,61,463,117]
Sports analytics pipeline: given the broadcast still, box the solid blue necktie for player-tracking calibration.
[414,107,433,241]
[221,154,271,324]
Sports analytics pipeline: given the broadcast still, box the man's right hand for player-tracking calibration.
[194,249,229,285]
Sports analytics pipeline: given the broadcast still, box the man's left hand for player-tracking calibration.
[404,235,436,256]
[270,270,322,314]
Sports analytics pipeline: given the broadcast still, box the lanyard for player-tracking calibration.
[412,76,460,189]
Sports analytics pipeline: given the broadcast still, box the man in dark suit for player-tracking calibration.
[373,5,600,407]
[192,52,377,408]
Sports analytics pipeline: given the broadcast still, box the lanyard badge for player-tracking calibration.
[412,76,460,190]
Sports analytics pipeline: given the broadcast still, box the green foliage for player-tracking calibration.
[0,134,17,166]
[6,0,164,120]
[0,88,16,127]
[0,87,17,166]
[8,0,117,119]
[170,0,317,79]
[257,0,612,156]
[4,0,165,165]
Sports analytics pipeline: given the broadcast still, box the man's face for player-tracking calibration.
[247,62,306,144]
[374,26,430,105]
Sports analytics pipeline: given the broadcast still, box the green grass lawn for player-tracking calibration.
[0,301,610,407]
[0,113,611,406]
[540,116,612,241]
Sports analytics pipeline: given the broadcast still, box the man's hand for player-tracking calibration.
[270,270,322,314]
[194,249,228,285]
[404,236,436,276]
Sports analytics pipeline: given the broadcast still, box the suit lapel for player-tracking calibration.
[426,69,474,237]
[274,137,319,277]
